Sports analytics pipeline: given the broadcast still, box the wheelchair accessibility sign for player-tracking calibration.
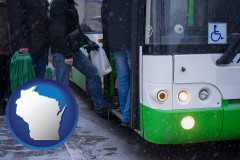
[208,23,227,44]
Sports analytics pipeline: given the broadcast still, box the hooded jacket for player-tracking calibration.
[101,0,131,52]
[6,0,49,56]
[49,0,88,58]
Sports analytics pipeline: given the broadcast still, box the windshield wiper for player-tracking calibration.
[216,35,240,65]
[216,21,240,65]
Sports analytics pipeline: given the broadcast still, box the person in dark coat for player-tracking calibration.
[0,0,11,115]
[49,0,113,115]
[101,0,131,127]
[6,0,49,78]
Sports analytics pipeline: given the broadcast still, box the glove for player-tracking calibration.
[85,40,100,53]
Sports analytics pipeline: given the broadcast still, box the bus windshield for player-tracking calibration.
[75,0,102,33]
[145,0,240,45]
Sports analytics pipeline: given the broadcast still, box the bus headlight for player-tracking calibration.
[181,116,195,130]
[199,89,209,101]
[157,90,168,102]
[178,90,191,103]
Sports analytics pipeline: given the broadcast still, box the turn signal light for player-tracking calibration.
[157,90,168,102]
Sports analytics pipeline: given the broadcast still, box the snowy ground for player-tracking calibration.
[1,87,240,160]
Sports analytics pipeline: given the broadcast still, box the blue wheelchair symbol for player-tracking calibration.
[211,25,224,42]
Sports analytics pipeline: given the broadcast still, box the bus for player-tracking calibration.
[71,0,240,144]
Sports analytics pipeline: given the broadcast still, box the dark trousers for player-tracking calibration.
[0,55,11,108]
[52,50,106,110]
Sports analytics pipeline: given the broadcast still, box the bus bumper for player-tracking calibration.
[140,102,240,144]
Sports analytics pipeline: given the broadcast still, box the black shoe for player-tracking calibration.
[95,102,117,116]
[95,107,107,115]
[95,108,108,118]
[95,108,107,114]
[103,102,118,110]
[121,121,129,127]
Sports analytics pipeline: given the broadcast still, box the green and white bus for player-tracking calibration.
[72,0,240,144]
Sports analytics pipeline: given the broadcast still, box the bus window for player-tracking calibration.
[75,0,102,33]
[169,0,207,28]
[145,0,240,45]
[210,0,240,34]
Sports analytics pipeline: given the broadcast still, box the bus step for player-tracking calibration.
[108,109,122,121]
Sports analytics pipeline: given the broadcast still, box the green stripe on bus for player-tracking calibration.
[140,101,240,144]
[141,104,223,144]
[222,100,240,139]
[188,0,194,26]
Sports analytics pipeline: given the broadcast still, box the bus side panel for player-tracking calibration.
[221,100,240,139]
[70,67,87,91]
[141,104,223,144]
[140,104,144,137]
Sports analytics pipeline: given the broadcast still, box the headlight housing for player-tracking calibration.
[199,89,209,101]
[178,90,191,103]
[157,90,168,102]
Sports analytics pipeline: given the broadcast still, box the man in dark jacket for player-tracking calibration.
[6,0,49,78]
[101,0,131,126]
[49,0,113,114]
[0,0,11,115]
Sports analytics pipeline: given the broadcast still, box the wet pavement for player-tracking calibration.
[1,86,240,160]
